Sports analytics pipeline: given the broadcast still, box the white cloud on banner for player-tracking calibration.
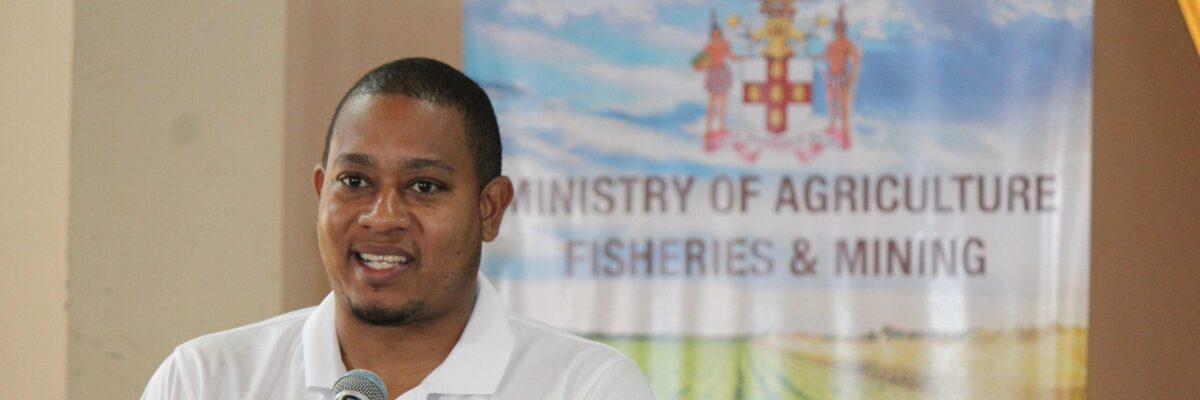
[474,23,597,62]
[473,25,680,113]
[506,106,708,163]
[985,0,1092,27]
[504,129,588,167]
[504,0,655,27]
[847,1,896,40]
[497,0,900,51]
[497,74,1092,175]
[580,64,701,115]
[504,0,705,27]
[803,0,901,41]
[637,22,706,51]
[505,104,862,171]
[476,23,701,114]
[494,0,1094,50]
[500,102,1047,174]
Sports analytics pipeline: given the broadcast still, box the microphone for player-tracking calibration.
[333,369,388,400]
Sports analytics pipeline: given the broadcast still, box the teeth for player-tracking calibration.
[358,253,411,269]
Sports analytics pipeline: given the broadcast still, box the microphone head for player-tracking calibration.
[332,369,388,400]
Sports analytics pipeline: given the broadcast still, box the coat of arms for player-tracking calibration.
[695,1,861,163]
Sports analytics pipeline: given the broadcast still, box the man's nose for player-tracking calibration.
[360,187,411,232]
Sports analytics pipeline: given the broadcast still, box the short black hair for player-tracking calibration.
[322,57,501,188]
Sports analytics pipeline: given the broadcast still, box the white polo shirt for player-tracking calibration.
[142,275,654,399]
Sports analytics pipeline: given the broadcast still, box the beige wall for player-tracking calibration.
[0,1,73,398]
[68,2,287,397]
[62,2,464,398]
[1089,0,1200,398]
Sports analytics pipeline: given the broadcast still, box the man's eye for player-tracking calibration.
[339,175,369,188]
[410,180,440,194]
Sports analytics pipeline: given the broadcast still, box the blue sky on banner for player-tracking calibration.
[464,0,1092,176]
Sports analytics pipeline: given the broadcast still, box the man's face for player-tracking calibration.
[314,94,509,326]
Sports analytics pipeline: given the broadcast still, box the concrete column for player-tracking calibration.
[68,2,286,397]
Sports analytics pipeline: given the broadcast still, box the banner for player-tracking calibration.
[467,1,1091,398]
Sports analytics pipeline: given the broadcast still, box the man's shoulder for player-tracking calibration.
[504,314,641,377]
[501,314,654,399]
[507,313,625,363]
[143,307,317,398]
[173,305,314,363]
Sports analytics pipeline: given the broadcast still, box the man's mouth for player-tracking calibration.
[354,252,414,270]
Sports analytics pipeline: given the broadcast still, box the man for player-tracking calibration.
[142,58,655,399]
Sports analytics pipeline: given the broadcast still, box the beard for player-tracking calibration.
[347,297,432,327]
[341,251,482,327]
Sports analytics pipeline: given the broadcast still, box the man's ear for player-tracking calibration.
[313,164,326,198]
[479,176,514,242]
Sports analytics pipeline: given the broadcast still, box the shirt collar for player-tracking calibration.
[302,291,344,391]
[302,273,515,396]
[421,273,514,395]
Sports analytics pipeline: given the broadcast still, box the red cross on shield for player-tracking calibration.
[741,55,813,134]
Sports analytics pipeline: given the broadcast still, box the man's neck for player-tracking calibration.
[333,296,477,397]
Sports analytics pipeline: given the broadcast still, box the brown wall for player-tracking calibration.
[1089,0,1200,398]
